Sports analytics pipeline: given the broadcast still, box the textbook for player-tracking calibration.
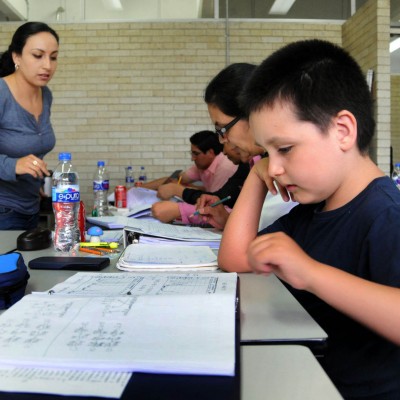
[0,272,237,377]
[116,244,219,271]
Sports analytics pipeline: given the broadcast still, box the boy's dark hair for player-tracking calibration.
[0,22,59,77]
[204,63,257,118]
[241,39,375,153]
[190,130,223,155]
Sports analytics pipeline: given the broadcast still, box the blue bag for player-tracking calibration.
[0,252,30,309]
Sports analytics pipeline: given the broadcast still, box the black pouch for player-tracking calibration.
[0,252,30,310]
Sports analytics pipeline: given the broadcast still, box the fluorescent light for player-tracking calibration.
[269,0,296,15]
[390,37,400,53]
[102,0,123,10]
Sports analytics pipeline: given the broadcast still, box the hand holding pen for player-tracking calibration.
[190,195,231,230]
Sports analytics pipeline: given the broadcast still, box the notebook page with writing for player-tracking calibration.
[0,292,236,376]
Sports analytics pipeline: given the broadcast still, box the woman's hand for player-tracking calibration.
[16,155,49,179]
[194,194,231,230]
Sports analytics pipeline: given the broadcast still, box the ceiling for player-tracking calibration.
[1,0,399,73]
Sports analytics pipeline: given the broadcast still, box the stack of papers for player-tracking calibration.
[116,244,219,271]
[122,219,222,248]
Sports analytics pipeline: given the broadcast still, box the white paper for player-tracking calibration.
[0,366,131,398]
[116,244,218,271]
[0,293,236,376]
[41,272,237,297]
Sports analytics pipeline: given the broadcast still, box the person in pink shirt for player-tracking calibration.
[154,130,237,200]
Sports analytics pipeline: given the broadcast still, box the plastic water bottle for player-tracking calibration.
[52,152,80,252]
[125,166,135,188]
[392,163,400,190]
[93,161,111,216]
[138,166,147,183]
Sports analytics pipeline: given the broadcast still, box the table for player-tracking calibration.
[19,248,327,352]
[241,345,342,399]
[0,230,21,254]
[239,273,327,351]
[0,242,337,399]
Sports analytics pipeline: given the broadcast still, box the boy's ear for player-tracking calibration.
[334,110,357,151]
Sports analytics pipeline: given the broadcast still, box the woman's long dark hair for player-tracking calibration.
[0,22,59,77]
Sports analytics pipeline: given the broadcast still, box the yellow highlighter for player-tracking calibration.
[79,242,119,249]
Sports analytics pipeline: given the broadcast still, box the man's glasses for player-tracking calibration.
[189,150,203,157]
[215,116,241,139]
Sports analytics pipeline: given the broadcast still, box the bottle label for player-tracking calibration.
[93,180,110,191]
[126,177,134,184]
[52,185,80,202]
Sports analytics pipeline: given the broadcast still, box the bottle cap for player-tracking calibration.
[97,161,105,167]
[58,152,71,161]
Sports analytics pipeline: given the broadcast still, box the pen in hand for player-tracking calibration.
[191,195,231,217]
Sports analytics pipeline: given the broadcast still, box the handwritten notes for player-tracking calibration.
[117,244,218,271]
[0,367,130,398]
[0,273,237,377]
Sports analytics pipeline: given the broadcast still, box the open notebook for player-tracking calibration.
[0,272,237,377]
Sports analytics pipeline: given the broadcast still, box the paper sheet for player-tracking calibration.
[0,366,131,398]
[0,293,236,376]
[39,272,237,297]
[116,244,218,271]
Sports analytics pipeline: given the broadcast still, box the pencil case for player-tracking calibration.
[0,252,30,310]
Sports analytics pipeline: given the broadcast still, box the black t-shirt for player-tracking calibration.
[260,177,400,399]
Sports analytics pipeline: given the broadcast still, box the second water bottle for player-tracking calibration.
[93,161,111,216]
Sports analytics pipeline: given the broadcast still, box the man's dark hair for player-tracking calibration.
[204,63,257,118]
[190,130,223,155]
[241,39,375,153]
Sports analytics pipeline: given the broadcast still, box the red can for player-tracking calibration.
[115,185,127,208]
[78,200,86,242]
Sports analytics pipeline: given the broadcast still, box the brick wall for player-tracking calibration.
[342,0,391,174]
[392,75,400,165]
[1,20,343,207]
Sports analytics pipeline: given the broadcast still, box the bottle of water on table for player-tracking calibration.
[93,160,111,216]
[125,166,135,189]
[52,152,80,252]
[138,166,147,183]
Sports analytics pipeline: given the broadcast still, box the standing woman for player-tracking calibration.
[0,22,59,230]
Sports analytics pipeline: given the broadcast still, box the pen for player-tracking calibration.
[191,195,231,217]
[92,247,119,253]
[79,247,108,256]
[79,242,119,249]
[177,175,182,185]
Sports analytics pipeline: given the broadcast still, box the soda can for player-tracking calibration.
[78,200,86,242]
[115,185,127,208]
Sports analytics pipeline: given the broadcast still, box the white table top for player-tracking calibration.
[241,345,342,399]
[239,273,327,345]
[0,230,21,254]
[18,247,327,348]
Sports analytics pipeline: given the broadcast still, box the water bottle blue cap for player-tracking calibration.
[97,161,105,167]
[396,163,400,167]
[58,152,71,161]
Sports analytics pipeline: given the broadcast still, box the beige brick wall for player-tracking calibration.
[342,0,391,175]
[392,75,400,164]
[0,6,390,206]
[1,20,342,208]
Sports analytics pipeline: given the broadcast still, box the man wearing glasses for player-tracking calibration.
[153,130,238,200]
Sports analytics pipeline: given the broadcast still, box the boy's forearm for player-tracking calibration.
[308,263,400,346]
[218,169,268,272]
